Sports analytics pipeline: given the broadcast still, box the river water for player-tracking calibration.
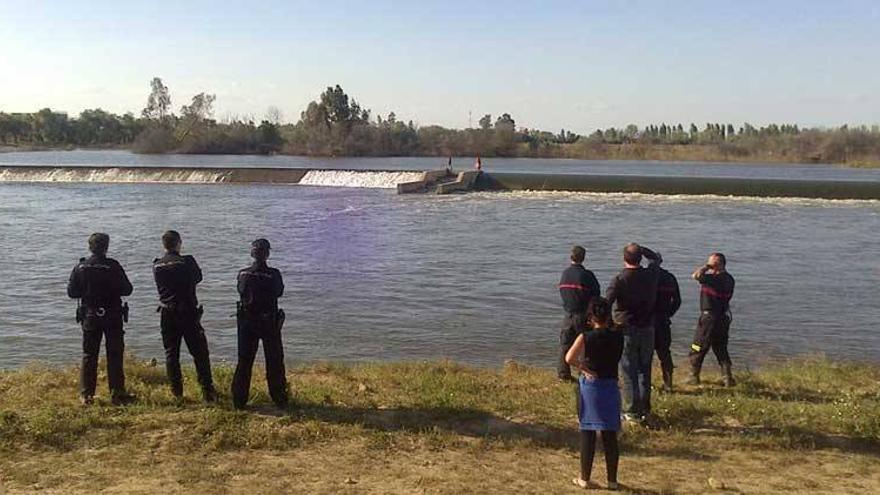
[0,151,878,368]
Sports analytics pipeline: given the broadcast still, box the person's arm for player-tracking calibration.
[585,271,600,300]
[274,269,284,298]
[641,246,661,267]
[236,270,247,297]
[692,263,710,282]
[67,265,82,299]
[188,256,203,285]
[565,333,596,378]
[669,273,682,316]
[605,276,619,306]
[115,261,133,297]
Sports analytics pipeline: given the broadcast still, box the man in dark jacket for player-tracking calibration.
[557,245,601,381]
[654,263,681,392]
[606,243,661,422]
[231,239,289,409]
[152,230,217,402]
[687,253,736,387]
[67,233,134,405]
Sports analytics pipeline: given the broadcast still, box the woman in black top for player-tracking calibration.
[565,297,624,490]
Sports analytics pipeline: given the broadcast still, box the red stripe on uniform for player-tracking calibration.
[559,284,589,290]
[701,286,732,300]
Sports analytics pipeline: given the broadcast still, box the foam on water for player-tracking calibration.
[469,190,880,207]
[297,170,424,189]
[0,167,230,183]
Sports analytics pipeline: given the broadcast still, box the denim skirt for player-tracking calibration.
[577,375,621,431]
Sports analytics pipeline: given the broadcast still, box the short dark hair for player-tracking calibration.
[711,252,727,268]
[588,297,613,327]
[251,238,271,261]
[88,233,109,255]
[162,230,181,250]
[570,245,586,264]
[623,243,642,266]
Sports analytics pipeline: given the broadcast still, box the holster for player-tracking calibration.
[122,302,129,324]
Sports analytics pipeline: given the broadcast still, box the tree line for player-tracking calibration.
[2,78,879,166]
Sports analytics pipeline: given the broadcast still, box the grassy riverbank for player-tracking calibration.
[1,357,878,494]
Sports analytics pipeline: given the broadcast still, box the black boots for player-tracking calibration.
[722,363,736,387]
[683,364,735,387]
[110,390,137,406]
[685,366,701,385]
[202,385,219,403]
[661,364,674,392]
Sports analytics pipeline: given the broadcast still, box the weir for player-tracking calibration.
[475,172,880,200]
[1,165,878,199]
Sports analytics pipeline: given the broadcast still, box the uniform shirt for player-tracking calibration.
[152,252,202,308]
[654,268,682,318]
[67,254,133,309]
[558,264,601,314]
[581,327,624,379]
[697,271,735,314]
[237,261,284,314]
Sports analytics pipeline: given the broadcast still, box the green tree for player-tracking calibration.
[479,114,492,130]
[141,77,172,121]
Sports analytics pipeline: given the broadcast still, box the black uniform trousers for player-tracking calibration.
[688,311,732,370]
[160,307,214,396]
[80,311,126,398]
[558,311,586,378]
[654,316,674,371]
[232,312,288,408]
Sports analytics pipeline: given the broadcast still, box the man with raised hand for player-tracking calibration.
[687,253,736,387]
[606,243,661,423]
[67,233,135,406]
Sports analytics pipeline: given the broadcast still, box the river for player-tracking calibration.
[0,151,878,368]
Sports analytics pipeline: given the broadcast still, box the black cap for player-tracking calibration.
[251,238,271,251]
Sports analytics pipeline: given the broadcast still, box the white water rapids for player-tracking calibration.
[297,170,424,188]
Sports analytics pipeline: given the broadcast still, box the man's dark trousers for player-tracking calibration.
[558,311,586,379]
[654,316,674,373]
[689,312,732,371]
[159,307,214,396]
[232,313,288,408]
[80,311,125,398]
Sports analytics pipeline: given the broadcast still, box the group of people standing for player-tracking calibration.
[67,231,735,490]
[557,243,735,490]
[67,231,289,409]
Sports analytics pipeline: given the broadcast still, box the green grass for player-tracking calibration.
[1,357,878,493]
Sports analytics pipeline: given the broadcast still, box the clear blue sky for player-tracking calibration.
[1,0,878,132]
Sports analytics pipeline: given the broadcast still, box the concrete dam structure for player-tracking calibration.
[1,165,878,199]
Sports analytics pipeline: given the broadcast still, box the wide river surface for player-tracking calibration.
[1,151,878,368]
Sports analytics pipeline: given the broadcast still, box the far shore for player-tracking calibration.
[2,144,878,168]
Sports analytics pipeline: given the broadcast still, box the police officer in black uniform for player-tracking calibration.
[654,259,681,392]
[557,245,601,381]
[231,238,289,409]
[687,252,736,387]
[67,233,135,405]
[152,230,218,402]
